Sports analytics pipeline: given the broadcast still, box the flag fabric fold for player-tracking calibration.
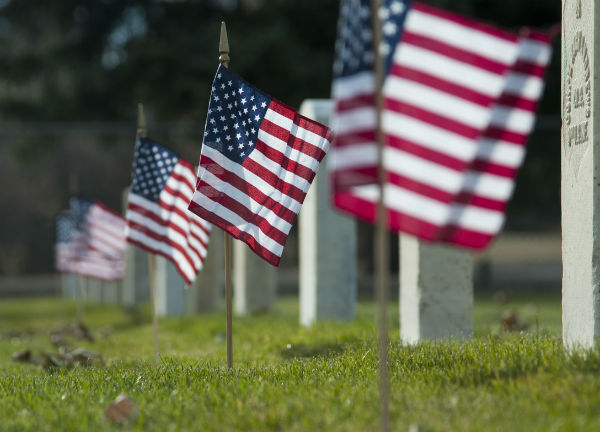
[330,0,552,249]
[188,65,332,265]
[125,137,211,284]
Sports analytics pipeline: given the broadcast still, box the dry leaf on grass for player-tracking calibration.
[105,395,139,425]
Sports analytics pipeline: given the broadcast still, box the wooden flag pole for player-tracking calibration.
[219,21,234,372]
[370,1,390,431]
[68,172,86,323]
[137,103,160,364]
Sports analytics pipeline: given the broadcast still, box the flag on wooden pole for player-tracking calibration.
[330,0,553,248]
[188,64,332,265]
[55,199,127,281]
[125,137,211,284]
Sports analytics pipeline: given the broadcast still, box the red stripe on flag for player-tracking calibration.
[385,98,481,139]
[387,135,467,171]
[193,179,289,246]
[335,94,375,113]
[188,200,282,266]
[127,216,198,279]
[451,191,507,212]
[401,31,508,75]
[389,64,496,107]
[260,117,328,162]
[512,60,547,78]
[480,126,528,146]
[199,154,299,225]
[495,94,537,111]
[468,159,517,178]
[254,139,316,183]
[242,157,308,204]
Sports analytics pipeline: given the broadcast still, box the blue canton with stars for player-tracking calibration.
[69,198,92,229]
[57,211,76,243]
[131,137,180,202]
[202,65,271,164]
[333,0,410,79]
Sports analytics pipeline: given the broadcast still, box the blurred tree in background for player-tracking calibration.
[0,0,560,275]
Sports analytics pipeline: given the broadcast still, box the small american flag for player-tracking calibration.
[56,199,127,281]
[125,137,211,284]
[188,65,332,265]
[330,0,550,248]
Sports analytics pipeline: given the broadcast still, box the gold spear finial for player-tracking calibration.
[219,21,230,67]
[137,102,147,138]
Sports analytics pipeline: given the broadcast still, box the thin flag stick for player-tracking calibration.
[137,102,160,364]
[68,172,85,323]
[370,1,390,431]
[219,21,234,372]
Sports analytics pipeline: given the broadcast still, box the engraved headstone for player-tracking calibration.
[562,0,599,349]
[400,235,473,344]
[298,99,357,326]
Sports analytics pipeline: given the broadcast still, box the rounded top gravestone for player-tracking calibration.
[563,0,593,177]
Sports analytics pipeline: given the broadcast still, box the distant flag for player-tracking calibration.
[125,137,211,284]
[55,199,127,281]
[188,65,332,265]
[330,0,549,248]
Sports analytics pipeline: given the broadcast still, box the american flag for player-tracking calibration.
[55,199,127,281]
[125,137,211,284]
[188,65,332,265]
[330,0,551,248]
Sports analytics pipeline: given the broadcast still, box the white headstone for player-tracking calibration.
[298,99,357,326]
[122,245,151,306]
[61,273,78,298]
[234,239,276,315]
[187,229,224,313]
[154,256,187,316]
[86,278,103,303]
[562,0,599,349]
[101,281,120,304]
[400,235,473,344]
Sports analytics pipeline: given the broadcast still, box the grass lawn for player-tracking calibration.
[0,290,599,431]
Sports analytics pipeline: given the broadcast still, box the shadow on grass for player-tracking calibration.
[279,341,348,360]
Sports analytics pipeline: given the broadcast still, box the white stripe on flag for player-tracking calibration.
[405,9,518,64]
